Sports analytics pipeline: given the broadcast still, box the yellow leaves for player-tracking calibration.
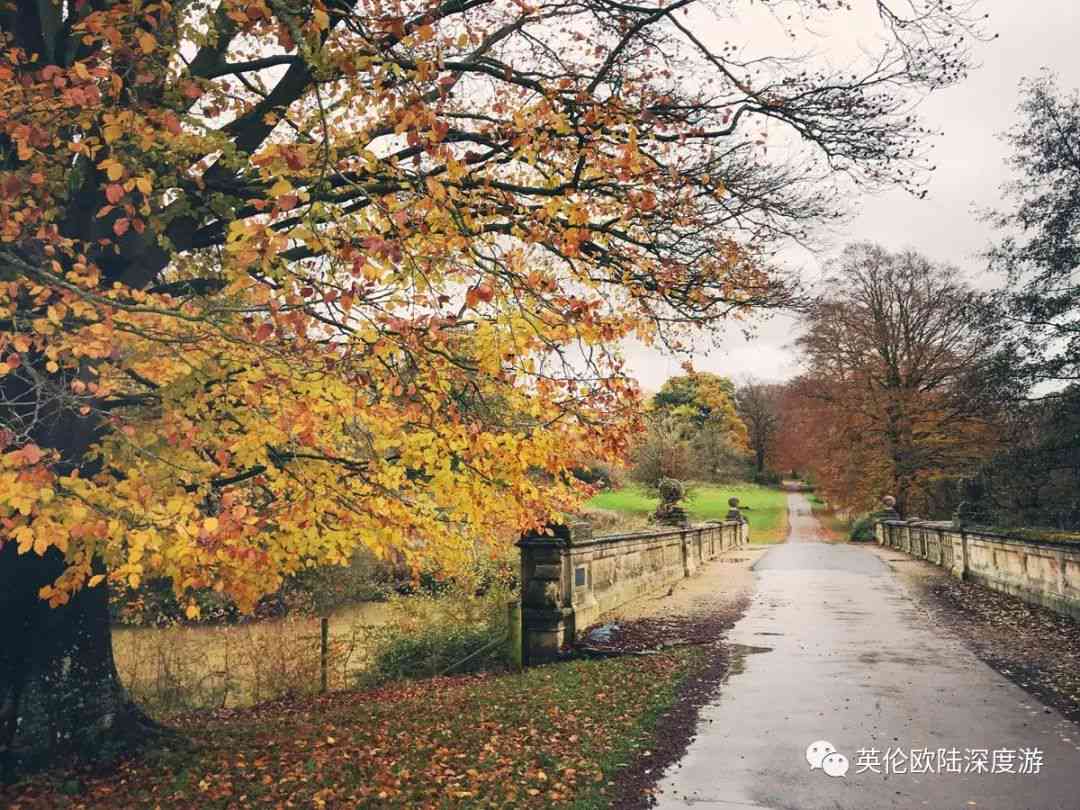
[46,303,67,325]
[98,158,124,181]
[88,574,105,588]
[445,159,468,182]
[425,176,447,202]
[269,177,293,198]
[137,32,157,55]
[0,0,664,620]
[12,523,59,556]
[14,526,35,554]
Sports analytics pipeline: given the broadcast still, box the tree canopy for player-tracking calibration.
[0,0,988,614]
[791,243,1001,514]
[734,379,781,475]
[986,72,1080,393]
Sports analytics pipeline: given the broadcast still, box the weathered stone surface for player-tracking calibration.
[877,518,1080,621]
[517,518,749,664]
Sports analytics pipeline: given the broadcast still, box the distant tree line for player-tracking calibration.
[761,72,1080,530]
[628,372,755,489]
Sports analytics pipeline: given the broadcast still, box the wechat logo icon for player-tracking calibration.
[806,740,850,778]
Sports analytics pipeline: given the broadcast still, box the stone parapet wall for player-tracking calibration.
[519,519,748,664]
[877,520,1080,620]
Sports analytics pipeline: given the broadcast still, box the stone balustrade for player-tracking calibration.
[518,518,748,664]
[877,519,1080,620]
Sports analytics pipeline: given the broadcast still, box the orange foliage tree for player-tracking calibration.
[0,0,985,761]
[787,243,1002,516]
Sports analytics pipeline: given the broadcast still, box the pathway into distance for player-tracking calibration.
[655,492,1080,810]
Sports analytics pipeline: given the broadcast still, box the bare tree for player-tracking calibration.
[736,380,782,475]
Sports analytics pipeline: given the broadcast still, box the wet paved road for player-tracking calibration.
[654,492,1080,810]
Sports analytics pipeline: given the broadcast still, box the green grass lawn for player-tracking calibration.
[588,483,789,543]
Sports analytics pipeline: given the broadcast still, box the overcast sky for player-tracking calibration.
[624,0,1080,392]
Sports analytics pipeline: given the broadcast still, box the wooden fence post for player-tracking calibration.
[320,616,329,693]
[506,600,523,670]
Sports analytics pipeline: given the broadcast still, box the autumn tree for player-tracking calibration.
[735,378,781,476]
[794,243,1001,515]
[632,371,748,485]
[0,0,987,764]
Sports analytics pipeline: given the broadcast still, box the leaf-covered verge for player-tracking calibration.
[890,559,1080,726]
[806,495,852,543]
[4,649,708,809]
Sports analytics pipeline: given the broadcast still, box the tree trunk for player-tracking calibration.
[0,3,191,779]
[0,368,165,777]
[0,544,161,779]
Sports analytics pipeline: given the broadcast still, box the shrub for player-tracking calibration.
[357,585,513,687]
[849,516,877,542]
[111,547,394,626]
[572,463,613,488]
[753,469,783,486]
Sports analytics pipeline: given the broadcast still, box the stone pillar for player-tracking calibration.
[681,528,694,578]
[872,495,901,547]
[518,522,591,665]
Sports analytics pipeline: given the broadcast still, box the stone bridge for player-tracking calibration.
[518,516,748,663]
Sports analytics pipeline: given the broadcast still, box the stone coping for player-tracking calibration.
[518,520,740,549]
[880,519,1080,552]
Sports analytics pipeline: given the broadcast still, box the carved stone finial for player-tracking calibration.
[653,478,689,526]
[726,495,746,524]
[658,478,685,504]
[872,494,900,524]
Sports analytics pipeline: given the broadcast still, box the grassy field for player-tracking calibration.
[589,483,790,543]
[111,600,400,716]
[7,648,705,809]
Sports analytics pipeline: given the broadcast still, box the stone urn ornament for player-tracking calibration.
[875,495,900,521]
[653,477,690,527]
[727,496,746,523]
